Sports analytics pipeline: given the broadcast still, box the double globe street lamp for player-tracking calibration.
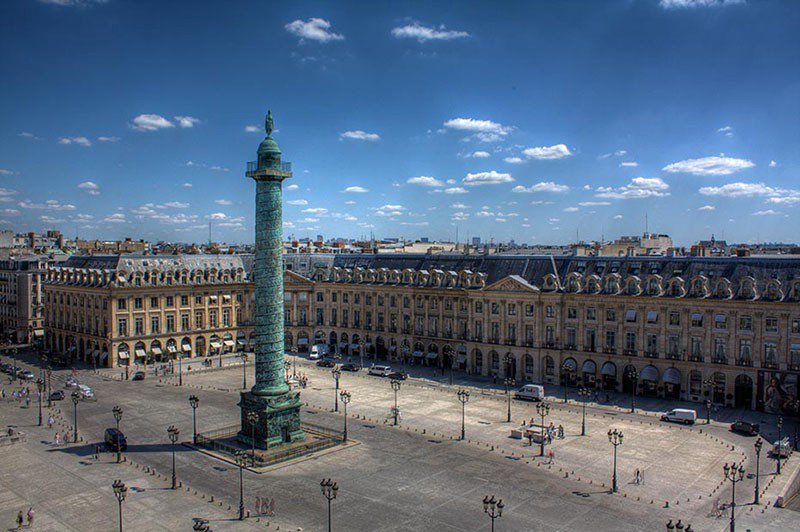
[340,390,351,442]
[189,395,199,445]
[536,402,550,457]
[723,462,745,532]
[331,367,341,412]
[167,425,180,489]
[483,495,504,532]
[112,480,127,532]
[391,379,402,426]
[578,387,591,436]
[457,389,470,440]
[112,405,123,463]
[608,429,624,493]
[504,378,515,423]
[36,378,44,426]
[321,478,339,532]
[71,391,81,443]
[754,438,763,505]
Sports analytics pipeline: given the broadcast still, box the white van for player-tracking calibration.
[368,364,392,377]
[514,384,545,402]
[309,344,328,360]
[77,384,95,399]
[660,408,696,425]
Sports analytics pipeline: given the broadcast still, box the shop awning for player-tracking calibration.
[33,329,44,337]
[641,365,659,381]
[237,338,247,345]
[601,362,616,376]
[663,367,681,384]
[223,339,235,347]
[210,341,222,349]
[182,344,192,352]
[427,352,439,359]
[209,295,218,302]
[118,351,130,359]
[298,338,309,345]
[388,346,397,352]
[456,355,467,363]
[350,343,359,349]
[339,342,348,348]
[412,351,424,358]
[151,347,163,355]
[223,295,231,302]
[167,344,177,353]
[134,349,146,358]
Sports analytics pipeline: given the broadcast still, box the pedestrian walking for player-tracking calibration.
[548,449,555,464]
[255,495,262,515]
[558,424,564,439]
[25,396,31,408]
[26,508,34,527]
[16,510,23,530]
[640,469,645,485]
[47,415,54,429]
[634,468,640,484]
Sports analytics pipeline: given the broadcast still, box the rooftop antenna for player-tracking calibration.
[645,213,649,236]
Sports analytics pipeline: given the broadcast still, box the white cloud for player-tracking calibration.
[443,118,511,142]
[619,161,639,167]
[446,179,456,184]
[18,132,37,139]
[511,181,569,193]
[131,114,174,132]
[599,150,627,159]
[400,221,429,227]
[698,205,716,211]
[578,201,611,206]
[476,210,494,217]
[769,160,777,168]
[0,209,20,216]
[330,212,357,222]
[287,199,308,206]
[523,144,572,160]
[662,156,754,176]
[563,207,579,212]
[470,151,491,158]
[407,176,444,187]
[698,182,780,198]
[38,0,108,6]
[659,0,744,9]
[78,181,100,195]
[390,22,469,42]
[244,125,260,133]
[97,136,120,142]
[752,209,781,216]
[58,136,92,147]
[286,184,299,191]
[463,170,513,186]
[182,182,193,188]
[342,186,368,193]
[717,125,734,138]
[76,213,94,220]
[613,214,623,219]
[504,157,524,164]
[451,212,470,221]
[285,18,344,43]
[450,202,469,209]
[206,212,229,220]
[103,213,126,224]
[548,218,560,223]
[174,116,200,128]
[595,177,670,199]
[344,200,356,205]
[302,207,328,215]
[444,187,468,194]
[340,130,380,142]
[18,199,76,211]
[161,201,189,208]
[214,199,233,206]
[0,169,19,176]
[210,166,229,172]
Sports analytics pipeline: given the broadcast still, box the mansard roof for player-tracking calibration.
[61,254,245,273]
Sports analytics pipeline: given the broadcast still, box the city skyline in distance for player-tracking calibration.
[1,0,798,246]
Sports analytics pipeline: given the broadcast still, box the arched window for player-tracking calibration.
[544,355,554,376]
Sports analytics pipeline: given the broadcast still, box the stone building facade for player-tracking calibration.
[0,255,60,343]
[43,254,254,368]
[284,254,800,415]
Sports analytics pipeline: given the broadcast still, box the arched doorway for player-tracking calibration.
[503,353,517,380]
[543,356,555,382]
[150,340,163,362]
[285,332,294,351]
[237,331,247,352]
[117,343,130,367]
[622,364,637,394]
[712,372,726,404]
[641,365,659,397]
[601,362,617,390]
[195,336,206,358]
[427,344,439,367]
[166,338,178,359]
[376,336,386,359]
[134,341,147,365]
[473,349,483,375]
[663,367,681,399]
[297,331,309,352]
[339,333,349,356]
[223,332,234,353]
[315,330,326,345]
[561,358,577,386]
[442,345,455,370]
[582,359,597,388]
[734,374,753,409]
[490,351,499,375]
[523,354,534,381]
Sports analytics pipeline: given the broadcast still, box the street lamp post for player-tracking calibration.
[331,367,341,412]
[704,399,712,425]
[754,438,762,504]
[167,425,179,489]
[723,462,745,532]
[666,520,693,531]
[608,429,624,493]
[536,402,550,457]
[561,363,572,403]
[391,379,401,426]
[189,395,199,445]
[10,347,18,382]
[626,368,639,413]
[71,391,80,443]
[702,378,717,421]
[240,352,248,389]
[247,411,259,463]
[483,495,504,532]
[320,478,338,532]
[36,378,44,426]
[578,387,591,436]
[112,405,123,463]
[112,480,127,532]
[234,450,246,520]
[46,368,52,407]
[458,389,470,440]
[177,352,183,386]
[504,378,515,423]
[340,390,351,442]
[777,417,783,475]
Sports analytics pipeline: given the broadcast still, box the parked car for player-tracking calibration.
[0,363,13,374]
[49,390,65,401]
[514,384,545,402]
[65,376,79,388]
[104,428,127,452]
[368,364,392,377]
[387,371,408,380]
[730,420,759,436]
[132,371,146,381]
[77,384,95,399]
[340,363,360,372]
[316,359,336,368]
[660,408,697,425]
[17,370,35,381]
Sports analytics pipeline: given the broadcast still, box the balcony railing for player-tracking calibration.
[735,359,753,367]
[564,344,577,351]
[644,351,659,359]
[712,357,728,365]
[762,361,778,370]
[623,349,637,356]
[666,352,681,361]
[688,354,703,362]
[246,160,292,173]
[603,346,616,354]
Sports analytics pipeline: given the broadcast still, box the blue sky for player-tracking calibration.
[1,0,798,246]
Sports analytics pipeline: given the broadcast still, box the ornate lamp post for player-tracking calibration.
[340,390,351,442]
[188,395,199,444]
[36,378,44,426]
[702,378,716,421]
[483,495,504,532]
[192,519,210,532]
[608,429,624,493]
[723,462,744,532]
[234,450,247,520]
[536,402,550,457]
[112,405,123,463]
[776,417,784,475]
[666,520,693,531]
[331,367,341,412]
[578,387,591,436]
[177,351,183,386]
[240,352,248,390]
[112,480,127,532]
[167,425,179,489]
[458,389,470,440]
[561,362,573,403]
[626,368,639,413]
[321,478,339,532]
[247,411,260,463]
[71,391,80,443]
[504,378,515,423]
[391,379,402,426]
[754,438,762,504]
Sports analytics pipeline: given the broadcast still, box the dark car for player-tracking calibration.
[104,428,127,451]
[387,371,408,380]
[1,363,13,374]
[730,420,759,436]
[316,359,336,368]
[132,371,146,381]
[340,363,360,372]
[49,390,65,401]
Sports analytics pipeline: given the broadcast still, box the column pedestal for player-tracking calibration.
[238,391,305,448]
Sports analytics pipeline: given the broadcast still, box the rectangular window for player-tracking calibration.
[625,332,636,353]
[475,301,483,313]
[134,298,143,309]
[150,297,159,308]
[567,307,577,320]
[403,297,410,309]
[764,342,777,367]
[117,318,127,336]
[316,308,324,325]
[209,310,217,328]
[330,308,337,325]
[181,314,189,331]
[646,311,658,324]
[739,315,752,330]
[546,305,555,318]
[667,335,679,356]
[714,314,727,329]
[691,313,703,327]
[491,302,499,315]
[646,333,658,354]
[508,303,516,316]
[525,304,534,317]
[625,309,637,323]
[585,329,596,351]
[299,292,308,303]
[332,293,338,303]
[316,292,324,302]
[586,307,596,321]
[792,319,800,334]
[195,311,203,329]
[135,317,143,335]
[669,312,680,326]
[180,295,189,306]
[166,315,174,333]
[690,337,703,361]
[605,330,616,350]
[606,308,616,322]
[151,316,160,334]
[195,295,202,305]
[739,339,752,365]
[284,293,292,303]
[165,296,174,307]
[765,316,778,333]
[714,338,726,363]
[566,327,576,348]
[791,344,800,369]
[117,299,127,310]
[545,326,554,344]
[343,293,349,304]
[223,309,230,327]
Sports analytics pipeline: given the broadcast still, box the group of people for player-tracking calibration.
[14,508,34,529]
[2,386,35,408]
